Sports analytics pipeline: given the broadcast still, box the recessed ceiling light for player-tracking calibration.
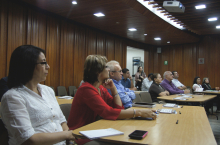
[154,37,161,40]
[72,1,77,4]
[167,41,170,43]
[195,5,206,9]
[128,28,137,31]
[216,25,220,29]
[94,13,105,17]
[144,34,147,36]
[208,17,218,21]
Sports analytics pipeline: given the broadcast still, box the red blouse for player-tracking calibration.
[68,82,124,130]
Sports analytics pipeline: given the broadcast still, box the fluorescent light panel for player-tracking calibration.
[144,34,147,36]
[128,28,137,31]
[208,17,217,21]
[72,1,77,4]
[216,25,220,29]
[167,41,170,43]
[137,0,184,30]
[154,37,161,40]
[195,5,206,9]
[94,13,105,17]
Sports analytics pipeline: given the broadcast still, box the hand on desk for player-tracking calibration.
[137,109,157,120]
[184,89,190,94]
[215,87,220,90]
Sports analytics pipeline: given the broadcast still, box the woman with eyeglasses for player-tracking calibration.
[1,45,75,145]
[68,55,157,145]
[202,77,219,91]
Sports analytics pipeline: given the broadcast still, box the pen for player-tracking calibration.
[179,111,181,114]
[176,120,178,124]
[181,106,183,108]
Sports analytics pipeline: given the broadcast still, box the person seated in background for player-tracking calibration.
[67,55,157,145]
[106,61,136,109]
[192,76,203,92]
[135,66,146,91]
[160,71,190,95]
[1,45,75,145]
[121,68,136,90]
[202,77,220,112]
[172,71,187,90]
[202,77,219,91]
[142,73,153,91]
[0,76,8,102]
[149,73,169,103]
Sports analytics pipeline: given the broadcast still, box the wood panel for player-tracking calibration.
[45,17,61,92]
[27,9,47,49]
[1,0,220,92]
[96,32,106,56]
[7,1,27,74]
[0,0,8,78]
[59,21,75,89]
[73,25,86,87]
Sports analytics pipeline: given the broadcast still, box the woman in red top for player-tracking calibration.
[68,55,156,145]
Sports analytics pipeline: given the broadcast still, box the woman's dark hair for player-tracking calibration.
[193,76,200,84]
[137,66,142,72]
[148,73,153,78]
[151,73,160,82]
[8,45,45,89]
[83,55,107,84]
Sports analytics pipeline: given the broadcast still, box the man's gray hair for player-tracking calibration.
[163,71,170,79]
[106,60,119,71]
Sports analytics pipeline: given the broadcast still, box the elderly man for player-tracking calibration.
[121,68,136,90]
[106,61,136,109]
[172,71,187,90]
[160,71,190,95]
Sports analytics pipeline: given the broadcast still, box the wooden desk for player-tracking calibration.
[72,104,217,145]
[195,91,220,95]
[56,96,73,105]
[157,94,217,103]
[134,91,148,95]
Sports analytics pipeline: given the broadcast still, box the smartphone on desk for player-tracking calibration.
[129,130,148,140]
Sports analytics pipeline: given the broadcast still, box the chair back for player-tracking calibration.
[140,92,152,103]
[57,86,68,96]
[59,104,72,121]
[74,89,77,96]
[133,93,142,103]
[68,86,76,96]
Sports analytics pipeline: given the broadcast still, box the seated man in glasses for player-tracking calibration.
[107,61,136,109]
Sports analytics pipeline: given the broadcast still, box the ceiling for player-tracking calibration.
[20,0,220,45]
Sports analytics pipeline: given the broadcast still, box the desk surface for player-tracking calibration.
[134,91,148,94]
[157,94,216,102]
[195,91,220,94]
[72,104,217,145]
[56,96,73,105]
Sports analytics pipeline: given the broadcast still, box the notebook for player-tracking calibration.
[58,96,73,99]
[79,128,124,139]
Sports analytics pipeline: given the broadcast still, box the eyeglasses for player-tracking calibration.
[111,70,122,73]
[36,61,48,67]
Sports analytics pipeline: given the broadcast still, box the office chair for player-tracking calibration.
[68,86,76,96]
[139,92,152,103]
[59,104,72,121]
[57,86,68,96]
[133,93,142,103]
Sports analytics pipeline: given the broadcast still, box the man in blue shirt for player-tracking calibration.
[121,68,136,91]
[106,61,136,109]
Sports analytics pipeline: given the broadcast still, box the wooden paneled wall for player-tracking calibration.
[1,1,219,94]
[0,0,151,93]
[147,35,220,88]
